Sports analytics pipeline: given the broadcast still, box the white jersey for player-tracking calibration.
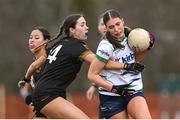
[96,37,143,96]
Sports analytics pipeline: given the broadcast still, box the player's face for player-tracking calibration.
[29,30,46,51]
[106,17,124,39]
[98,18,107,36]
[71,16,89,40]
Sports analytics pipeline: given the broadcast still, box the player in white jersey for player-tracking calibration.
[86,14,135,101]
[88,9,155,119]
[97,37,143,96]
[86,14,136,119]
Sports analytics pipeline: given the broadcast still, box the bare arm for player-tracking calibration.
[87,58,112,91]
[82,51,143,92]
[81,50,125,70]
[25,54,47,79]
[81,51,112,91]
[105,60,124,70]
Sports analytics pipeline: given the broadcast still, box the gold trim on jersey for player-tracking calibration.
[79,50,93,61]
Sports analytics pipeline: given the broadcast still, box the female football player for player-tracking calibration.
[88,9,155,119]
[18,26,52,118]
[86,14,133,102]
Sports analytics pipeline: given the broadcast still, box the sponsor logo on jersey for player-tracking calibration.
[115,53,135,63]
[98,49,110,57]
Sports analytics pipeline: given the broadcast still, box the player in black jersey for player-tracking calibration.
[31,14,92,119]
[31,14,144,119]
[18,26,57,118]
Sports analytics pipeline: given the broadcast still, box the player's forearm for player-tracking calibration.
[88,60,112,91]
[25,56,46,79]
[105,60,124,70]
[25,64,37,79]
[88,74,112,91]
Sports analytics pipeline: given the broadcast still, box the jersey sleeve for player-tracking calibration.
[96,40,114,63]
[72,41,90,58]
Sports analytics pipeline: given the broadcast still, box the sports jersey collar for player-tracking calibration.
[117,34,125,43]
[62,36,85,43]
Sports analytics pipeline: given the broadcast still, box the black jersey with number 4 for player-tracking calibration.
[35,37,90,93]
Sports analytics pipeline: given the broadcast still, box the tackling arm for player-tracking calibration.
[25,54,47,79]
[81,51,124,70]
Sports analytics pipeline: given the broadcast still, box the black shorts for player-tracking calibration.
[25,94,46,118]
[99,91,144,119]
[35,111,47,118]
[32,89,66,113]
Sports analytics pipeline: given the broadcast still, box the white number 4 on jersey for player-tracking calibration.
[47,45,62,63]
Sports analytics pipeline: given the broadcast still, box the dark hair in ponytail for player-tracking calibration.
[49,26,63,42]
[45,26,63,48]
[103,9,122,24]
[47,13,82,45]
[103,9,124,49]
[62,14,82,36]
[34,14,83,50]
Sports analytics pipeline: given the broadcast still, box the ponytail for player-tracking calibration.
[34,26,64,50]
[34,13,82,50]
[49,26,64,42]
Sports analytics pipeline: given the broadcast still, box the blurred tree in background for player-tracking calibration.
[0,0,180,94]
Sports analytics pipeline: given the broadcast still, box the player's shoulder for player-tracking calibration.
[99,39,109,44]
[64,37,85,46]
[99,39,114,50]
